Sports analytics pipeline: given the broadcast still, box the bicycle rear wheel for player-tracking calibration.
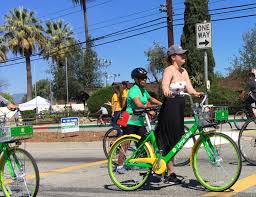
[234,110,247,130]
[0,148,40,197]
[238,119,256,165]
[174,125,196,166]
[192,132,241,191]
[108,136,151,191]
[103,128,122,158]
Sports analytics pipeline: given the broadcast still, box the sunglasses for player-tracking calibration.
[138,77,147,80]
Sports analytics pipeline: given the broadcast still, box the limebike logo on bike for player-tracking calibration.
[174,129,194,153]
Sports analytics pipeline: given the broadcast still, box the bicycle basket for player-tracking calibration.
[0,125,33,143]
[198,106,229,127]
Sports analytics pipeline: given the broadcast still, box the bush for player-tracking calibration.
[87,86,112,113]
[20,109,36,121]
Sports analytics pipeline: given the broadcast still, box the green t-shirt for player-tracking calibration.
[126,84,150,126]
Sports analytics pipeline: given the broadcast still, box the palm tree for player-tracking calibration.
[43,20,78,101]
[2,8,46,101]
[43,20,77,66]
[0,38,7,62]
[71,0,89,44]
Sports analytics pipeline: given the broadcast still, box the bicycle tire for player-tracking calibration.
[174,125,196,166]
[108,136,152,191]
[234,110,247,130]
[103,128,122,158]
[192,132,242,191]
[238,119,256,165]
[0,148,40,197]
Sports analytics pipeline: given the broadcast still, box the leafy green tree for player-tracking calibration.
[228,25,256,78]
[34,79,51,99]
[75,39,102,88]
[181,0,215,87]
[0,38,7,62]
[2,8,46,101]
[145,42,168,82]
[43,20,78,102]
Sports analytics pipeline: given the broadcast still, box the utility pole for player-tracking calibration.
[65,57,69,105]
[82,0,89,46]
[160,1,174,47]
[166,0,174,47]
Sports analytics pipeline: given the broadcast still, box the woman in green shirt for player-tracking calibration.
[123,67,162,136]
[116,67,161,174]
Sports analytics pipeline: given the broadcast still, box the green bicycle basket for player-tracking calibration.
[0,125,33,142]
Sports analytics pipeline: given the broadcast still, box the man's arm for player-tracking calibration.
[0,95,10,106]
[0,95,17,110]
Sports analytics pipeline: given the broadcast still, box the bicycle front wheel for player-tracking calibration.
[108,136,152,191]
[238,119,256,165]
[103,128,122,158]
[234,110,247,130]
[192,132,241,191]
[0,148,40,197]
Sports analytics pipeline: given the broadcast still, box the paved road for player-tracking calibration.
[18,140,256,197]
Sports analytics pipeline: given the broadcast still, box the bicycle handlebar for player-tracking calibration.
[178,92,208,108]
[133,105,161,115]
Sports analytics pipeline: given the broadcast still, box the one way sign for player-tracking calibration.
[196,22,212,49]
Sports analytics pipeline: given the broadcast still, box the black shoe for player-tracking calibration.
[150,173,162,184]
[164,173,182,184]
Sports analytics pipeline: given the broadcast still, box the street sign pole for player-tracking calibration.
[204,50,209,104]
[196,21,212,104]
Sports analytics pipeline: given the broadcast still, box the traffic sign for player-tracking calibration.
[196,22,212,49]
[61,117,79,133]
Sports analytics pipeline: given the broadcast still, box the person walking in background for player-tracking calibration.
[121,81,130,109]
[111,83,122,132]
[155,45,203,183]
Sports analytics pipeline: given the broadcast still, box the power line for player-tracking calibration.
[75,12,164,35]
[173,4,256,21]
[37,0,109,19]
[2,2,256,64]
[73,6,161,31]
[75,1,256,34]
[1,17,166,64]
[74,2,256,36]
[2,12,256,68]
[40,0,113,23]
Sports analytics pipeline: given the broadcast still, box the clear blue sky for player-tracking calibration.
[0,0,256,95]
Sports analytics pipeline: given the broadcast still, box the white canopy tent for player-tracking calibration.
[19,96,50,112]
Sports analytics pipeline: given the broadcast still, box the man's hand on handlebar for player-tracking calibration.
[193,92,204,98]
[7,103,18,111]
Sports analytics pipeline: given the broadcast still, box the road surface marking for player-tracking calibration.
[201,173,256,197]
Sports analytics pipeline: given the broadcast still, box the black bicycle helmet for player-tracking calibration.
[131,67,148,79]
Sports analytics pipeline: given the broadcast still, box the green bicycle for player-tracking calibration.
[108,93,242,192]
[0,109,39,197]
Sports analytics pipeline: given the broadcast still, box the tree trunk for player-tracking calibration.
[25,55,33,101]
[82,0,89,45]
